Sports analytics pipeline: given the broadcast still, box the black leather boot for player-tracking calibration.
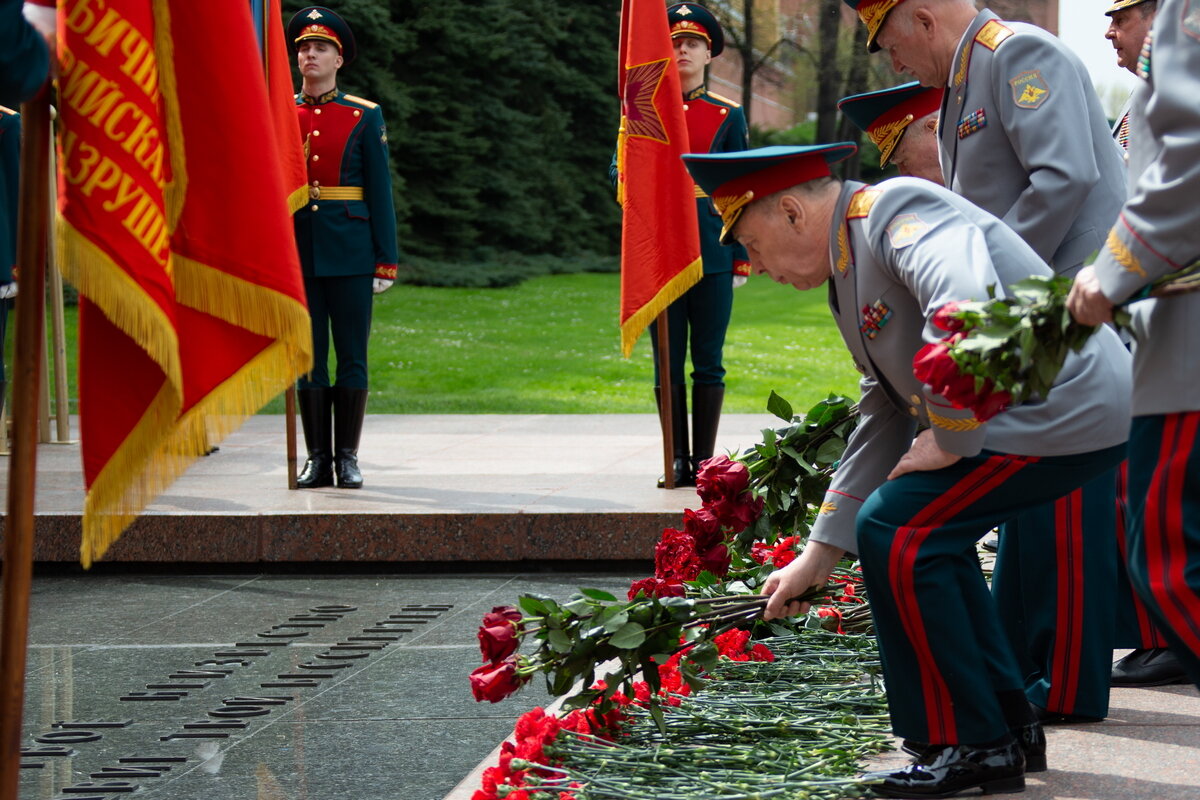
[690,383,724,478]
[296,387,333,488]
[1111,647,1190,687]
[333,386,368,489]
[866,739,1025,797]
[654,385,691,488]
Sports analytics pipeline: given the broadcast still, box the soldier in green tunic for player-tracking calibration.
[288,6,399,489]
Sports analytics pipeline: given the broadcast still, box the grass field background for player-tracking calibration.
[19,272,860,415]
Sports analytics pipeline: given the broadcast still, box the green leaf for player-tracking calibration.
[767,391,795,421]
[814,437,846,465]
[649,702,667,736]
[562,597,592,615]
[547,628,572,654]
[578,587,618,602]
[517,594,548,616]
[607,621,647,649]
[599,608,629,633]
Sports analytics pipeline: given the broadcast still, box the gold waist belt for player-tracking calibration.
[309,185,363,201]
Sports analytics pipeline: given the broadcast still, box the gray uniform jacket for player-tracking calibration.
[1092,0,1200,417]
[807,179,1132,555]
[939,10,1126,276]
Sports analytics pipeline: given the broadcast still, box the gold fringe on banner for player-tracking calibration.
[153,1,188,235]
[619,255,703,358]
[55,218,184,394]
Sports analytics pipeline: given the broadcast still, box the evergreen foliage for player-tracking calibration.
[281,0,622,267]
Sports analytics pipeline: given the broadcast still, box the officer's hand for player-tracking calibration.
[1066,266,1114,327]
[0,282,17,300]
[373,278,394,294]
[763,541,845,621]
[732,275,747,289]
[888,429,960,479]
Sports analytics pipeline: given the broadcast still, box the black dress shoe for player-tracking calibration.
[902,722,1045,774]
[334,453,363,489]
[980,534,999,553]
[1029,700,1102,725]
[297,453,334,488]
[1112,648,1190,687]
[866,740,1025,798]
[656,457,694,488]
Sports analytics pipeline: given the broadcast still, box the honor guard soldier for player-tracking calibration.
[849,0,1130,724]
[683,143,1132,796]
[1106,0,1157,155]
[838,81,944,183]
[288,6,398,489]
[615,3,752,488]
[1069,0,1200,692]
[0,0,50,107]
[0,106,18,424]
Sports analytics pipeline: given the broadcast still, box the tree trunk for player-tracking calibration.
[814,0,843,144]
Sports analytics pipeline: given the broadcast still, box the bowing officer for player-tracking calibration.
[1099,0,1185,689]
[655,3,752,487]
[838,81,945,183]
[849,0,1129,725]
[1069,0,1200,692]
[288,6,398,489]
[683,143,1132,796]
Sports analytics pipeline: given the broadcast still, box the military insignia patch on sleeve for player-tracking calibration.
[1185,0,1200,41]
[1010,70,1050,109]
[885,214,929,248]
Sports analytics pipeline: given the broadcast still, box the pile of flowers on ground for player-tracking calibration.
[466,393,879,799]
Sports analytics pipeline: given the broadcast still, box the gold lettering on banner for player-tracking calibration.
[66,0,158,101]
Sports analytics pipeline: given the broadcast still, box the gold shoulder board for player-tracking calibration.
[343,94,379,109]
[705,91,742,109]
[847,188,882,219]
[0,106,16,116]
[976,20,1013,51]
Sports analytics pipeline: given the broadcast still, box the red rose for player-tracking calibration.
[817,605,845,635]
[972,387,1012,421]
[481,605,522,628]
[750,542,773,564]
[469,656,525,703]
[932,302,965,332]
[938,372,982,409]
[682,506,724,551]
[478,621,520,663]
[654,528,701,581]
[697,543,731,577]
[769,535,802,568]
[913,340,959,389]
[695,455,750,503]
[627,577,686,599]
[710,494,764,533]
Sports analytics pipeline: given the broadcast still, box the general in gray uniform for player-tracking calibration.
[850,0,1131,725]
[1069,0,1200,691]
[684,143,1131,797]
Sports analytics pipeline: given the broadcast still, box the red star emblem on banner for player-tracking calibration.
[622,58,670,143]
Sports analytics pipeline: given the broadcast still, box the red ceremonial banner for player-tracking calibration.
[615,0,702,357]
[55,0,312,566]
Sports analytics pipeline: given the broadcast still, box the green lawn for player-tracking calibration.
[20,273,861,415]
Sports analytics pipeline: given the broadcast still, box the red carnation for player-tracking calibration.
[695,455,750,503]
[469,656,526,703]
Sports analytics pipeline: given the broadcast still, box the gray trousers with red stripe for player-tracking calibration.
[856,444,1126,745]
[993,471,1118,719]
[1125,412,1200,688]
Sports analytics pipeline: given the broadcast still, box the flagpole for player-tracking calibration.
[656,311,675,490]
[0,84,52,800]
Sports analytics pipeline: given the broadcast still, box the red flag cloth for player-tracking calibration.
[265,0,308,213]
[56,0,312,566]
[615,0,702,357]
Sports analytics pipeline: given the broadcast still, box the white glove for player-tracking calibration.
[732,275,747,289]
[0,283,17,300]
[373,278,394,294]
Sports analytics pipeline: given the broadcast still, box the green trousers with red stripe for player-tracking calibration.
[855,443,1125,745]
[1114,460,1171,649]
[1125,412,1200,689]
[992,472,1118,719]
